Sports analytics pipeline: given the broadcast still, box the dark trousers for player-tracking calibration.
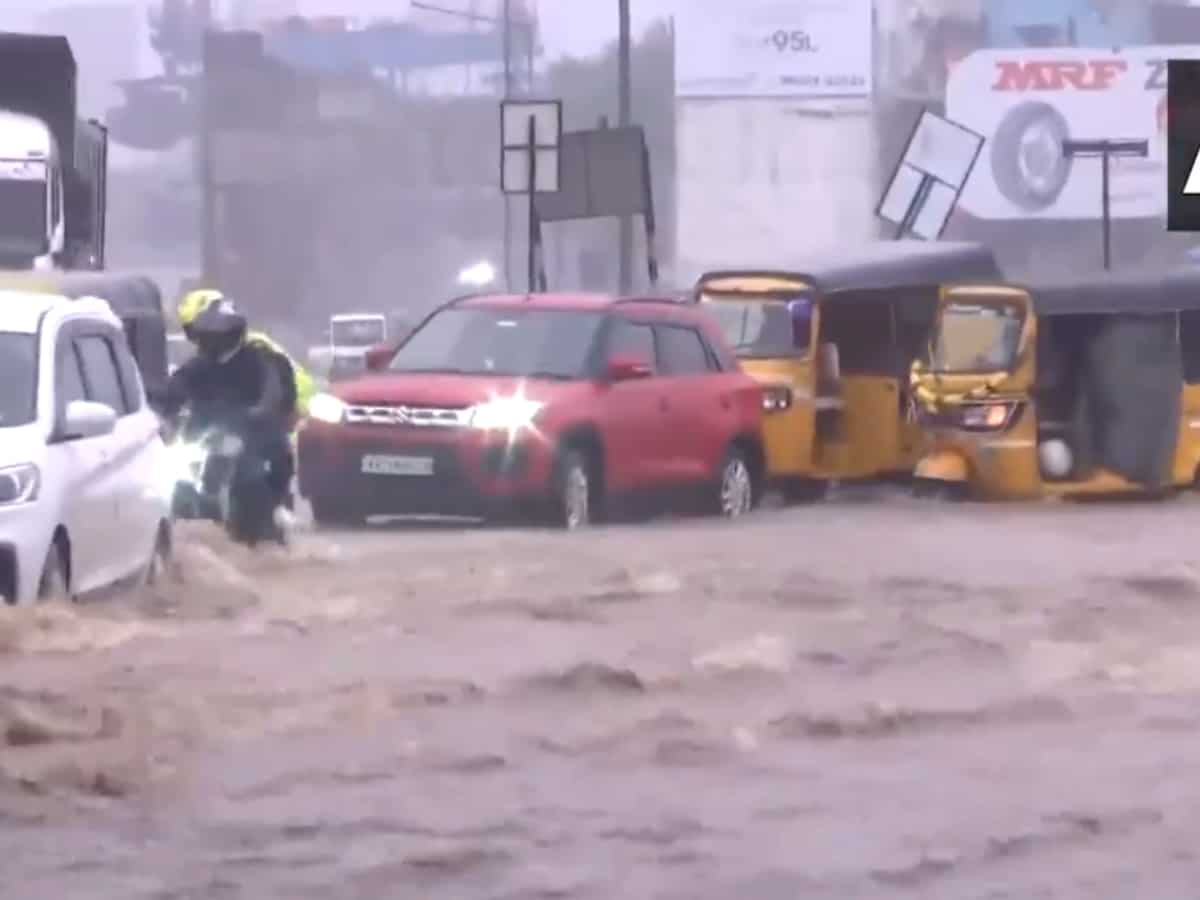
[242,418,294,506]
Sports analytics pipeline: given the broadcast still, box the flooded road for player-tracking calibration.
[3,497,1200,898]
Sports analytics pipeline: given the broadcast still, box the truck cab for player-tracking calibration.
[0,111,64,269]
[0,33,107,273]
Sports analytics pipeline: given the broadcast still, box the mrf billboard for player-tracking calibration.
[947,46,1200,221]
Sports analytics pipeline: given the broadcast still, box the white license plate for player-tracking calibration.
[360,453,434,476]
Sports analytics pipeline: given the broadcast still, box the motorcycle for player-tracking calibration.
[168,426,284,547]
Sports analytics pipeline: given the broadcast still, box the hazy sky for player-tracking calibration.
[287,0,682,58]
[0,0,685,72]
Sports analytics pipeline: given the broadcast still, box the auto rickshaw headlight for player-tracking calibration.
[960,402,1014,430]
[762,385,793,413]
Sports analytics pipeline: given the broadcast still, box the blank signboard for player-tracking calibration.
[534,125,649,222]
[500,99,562,193]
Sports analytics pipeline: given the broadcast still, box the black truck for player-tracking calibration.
[0,32,107,269]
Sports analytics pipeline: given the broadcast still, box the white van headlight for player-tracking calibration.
[0,463,40,505]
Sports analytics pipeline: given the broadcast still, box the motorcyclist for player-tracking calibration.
[177,288,315,424]
[161,296,297,541]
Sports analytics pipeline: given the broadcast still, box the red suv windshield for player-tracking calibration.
[389,307,602,379]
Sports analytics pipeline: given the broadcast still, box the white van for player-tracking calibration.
[309,313,387,381]
[0,290,172,604]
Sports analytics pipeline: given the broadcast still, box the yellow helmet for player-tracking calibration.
[178,289,224,328]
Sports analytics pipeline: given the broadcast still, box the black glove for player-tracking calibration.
[244,404,272,426]
[159,413,180,443]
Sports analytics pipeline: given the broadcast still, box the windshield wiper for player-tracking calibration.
[389,367,472,374]
[460,370,575,380]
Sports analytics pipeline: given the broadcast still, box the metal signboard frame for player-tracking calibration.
[499,99,563,291]
[877,109,984,241]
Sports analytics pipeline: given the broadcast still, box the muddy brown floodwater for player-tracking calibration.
[3,496,1200,898]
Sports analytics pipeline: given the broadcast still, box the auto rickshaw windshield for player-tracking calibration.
[699,293,812,358]
[930,302,1023,372]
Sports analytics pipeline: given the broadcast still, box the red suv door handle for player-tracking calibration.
[720,395,731,409]
[659,398,669,412]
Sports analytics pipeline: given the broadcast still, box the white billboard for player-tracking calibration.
[674,0,873,98]
[676,98,877,267]
[946,45,1200,221]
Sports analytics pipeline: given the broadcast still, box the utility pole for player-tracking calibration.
[617,0,632,292]
[502,0,514,291]
[1062,138,1148,270]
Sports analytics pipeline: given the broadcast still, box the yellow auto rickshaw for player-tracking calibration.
[0,269,169,400]
[911,267,1200,500]
[693,240,1001,499]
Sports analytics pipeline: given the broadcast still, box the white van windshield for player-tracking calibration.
[331,318,385,347]
[0,164,47,254]
[0,332,36,426]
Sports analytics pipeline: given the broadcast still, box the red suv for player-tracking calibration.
[298,292,766,528]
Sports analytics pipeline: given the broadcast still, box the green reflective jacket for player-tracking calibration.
[246,330,315,417]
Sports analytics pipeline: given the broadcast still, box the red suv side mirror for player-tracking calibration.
[607,354,652,381]
[364,343,394,372]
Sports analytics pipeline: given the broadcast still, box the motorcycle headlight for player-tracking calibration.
[308,392,346,424]
[0,463,39,506]
[469,397,544,431]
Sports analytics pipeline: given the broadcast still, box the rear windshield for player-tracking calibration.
[699,292,813,357]
[331,318,385,347]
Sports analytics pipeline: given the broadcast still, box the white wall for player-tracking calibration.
[675,97,878,272]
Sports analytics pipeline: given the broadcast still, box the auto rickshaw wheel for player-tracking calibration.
[913,478,967,502]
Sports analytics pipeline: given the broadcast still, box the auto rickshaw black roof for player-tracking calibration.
[0,270,164,317]
[957,267,1200,316]
[693,241,1001,296]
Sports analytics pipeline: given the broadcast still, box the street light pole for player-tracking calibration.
[617,0,632,293]
[502,0,513,93]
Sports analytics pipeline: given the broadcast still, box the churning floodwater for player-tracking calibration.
[3,497,1200,898]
